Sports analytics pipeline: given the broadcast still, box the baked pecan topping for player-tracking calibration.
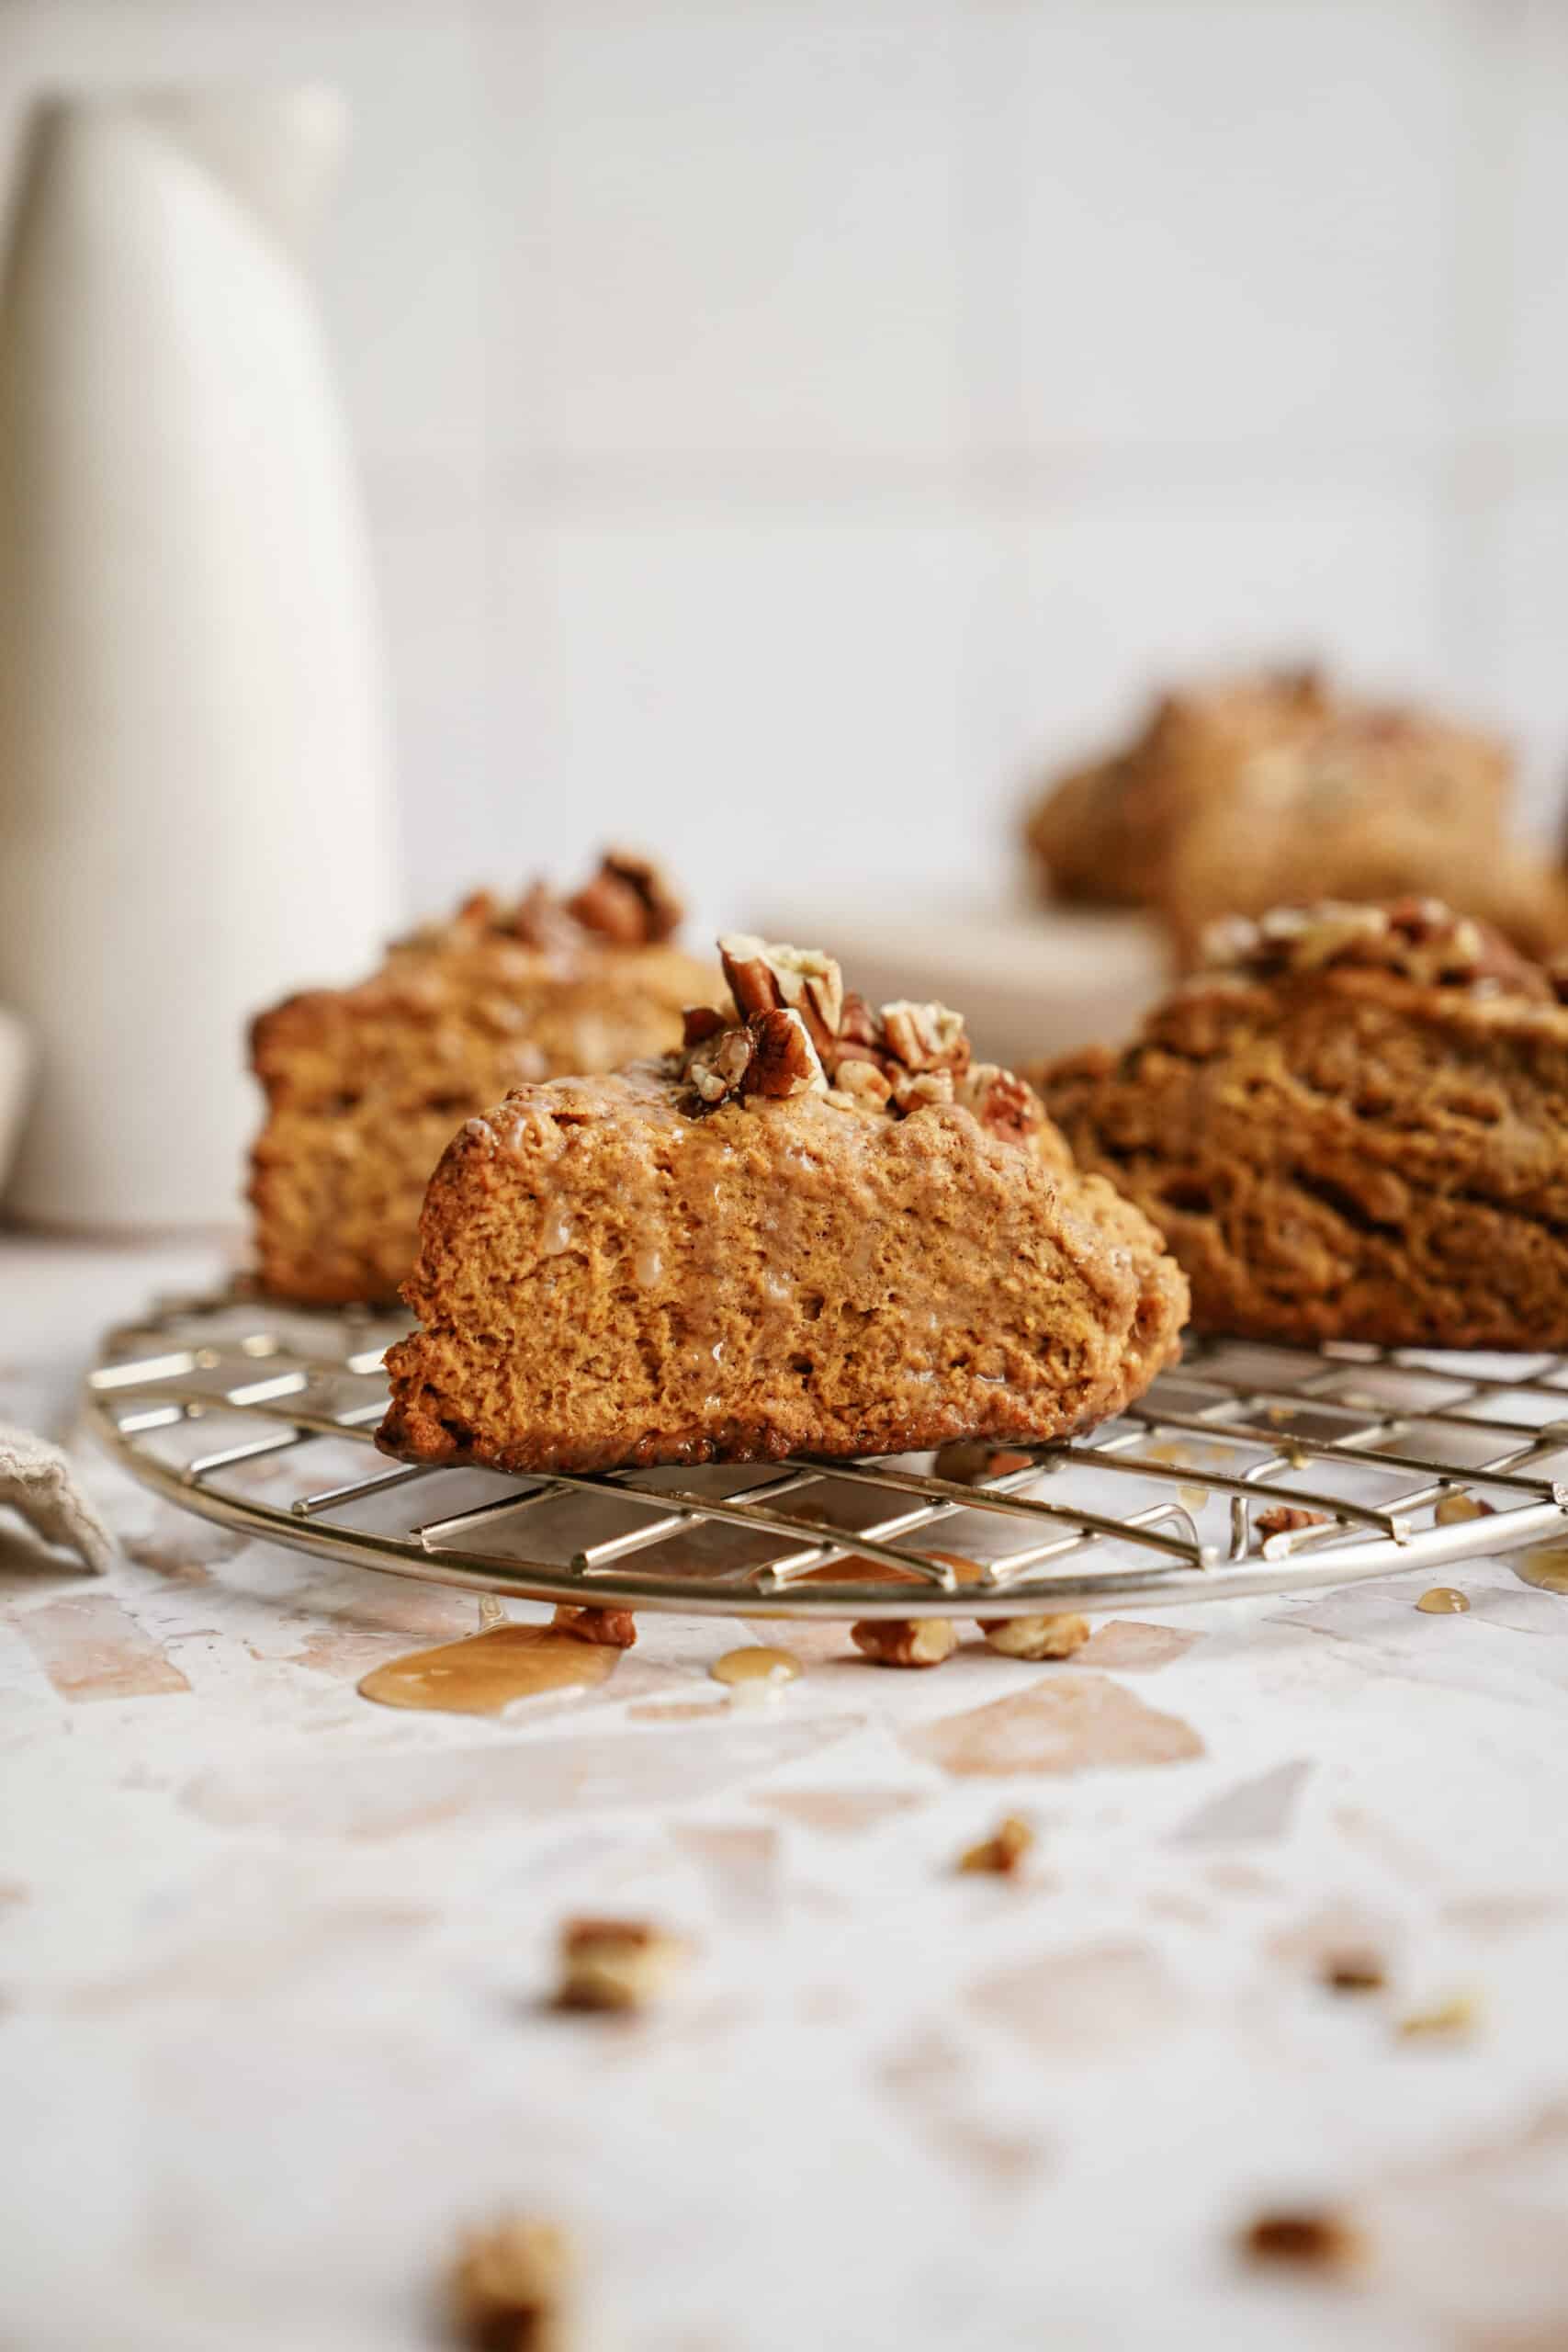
[718,934,844,1056]
[681,935,1046,1139]
[566,848,683,944]
[881,999,970,1075]
[1201,897,1552,1001]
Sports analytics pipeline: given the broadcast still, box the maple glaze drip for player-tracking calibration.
[358,1624,620,1716]
[1434,1492,1486,1526]
[1179,1483,1209,1510]
[710,1645,803,1690]
[478,1593,508,1629]
[1416,1587,1471,1614]
[1515,1544,1568,1596]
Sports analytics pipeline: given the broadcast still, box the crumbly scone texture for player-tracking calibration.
[1023,668,1568,960]
[250,854,717,1306]
[378,940,1189,1474]
[1043,899,1568,1350]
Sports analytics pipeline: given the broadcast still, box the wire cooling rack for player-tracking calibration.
[83,1286,1568,1620]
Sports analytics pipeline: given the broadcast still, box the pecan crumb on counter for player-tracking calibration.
[958,1815,1035,1875]
[449,2214,575,2352]
[549,1604,638,1649]
[1239,2208,1368,2275]
[1321,1951,1387,1995]
[554,1918,688,2014]
[978,1612,1090,1660]
[1256,1506,1327,1539]
[850,1618,959,1669]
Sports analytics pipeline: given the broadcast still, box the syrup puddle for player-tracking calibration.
[358,1624,620,1716]
[1514,1543,1568,1597]
[710,1645,803,1694]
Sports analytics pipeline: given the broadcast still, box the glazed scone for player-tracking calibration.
[250,852,717,1305]
[1043,899,1568,1349]
[1024,668,1567,961]
[378,937,1189,1475]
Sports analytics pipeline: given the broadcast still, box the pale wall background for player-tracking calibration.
[4,0,1565,935]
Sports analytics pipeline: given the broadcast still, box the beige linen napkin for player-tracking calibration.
[0,1424,113,1573]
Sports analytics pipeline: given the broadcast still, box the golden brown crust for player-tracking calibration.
[1043,901,1568,1349]
[248,856,716,1306]
[378,951,1189,1475]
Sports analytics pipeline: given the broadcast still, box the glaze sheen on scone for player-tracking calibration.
[1043,899,1568,1351]
[1023,666,1568,963]
[378,938,1189,1475]
[249,852,717,1306]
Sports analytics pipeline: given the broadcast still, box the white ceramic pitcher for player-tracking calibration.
[0,87,395,1228]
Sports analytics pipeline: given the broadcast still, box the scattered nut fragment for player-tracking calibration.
[555,1918,687,2014]
[958,1815,1034,1875]
[449,2213,575,2352]
[851,1617,959,1668]
[1256,1506,1326,1539]
[978,1612,1089,1660]
[1397,1992,1477,2041]
[1321,1951,1386,1995]
[1239,2208,1367,2274]
[550,1604,637,1649]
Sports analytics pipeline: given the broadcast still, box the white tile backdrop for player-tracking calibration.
[3,0,1565,935]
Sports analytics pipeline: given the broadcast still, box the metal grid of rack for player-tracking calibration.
[84,1286,1568,1618]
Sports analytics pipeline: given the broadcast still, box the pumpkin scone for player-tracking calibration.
[249,851,717,1306]
[1043,899,1568,1349]
[378,936,1189,1475]
[1024,666,1568,962]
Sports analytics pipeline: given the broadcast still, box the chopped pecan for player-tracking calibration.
[1240,2209,1366,2273]
[686,1025,754,1105]
[1256,1506,1326,1539]
[717,934,844,1056]
[890,1068,954,1114]
[748,1007,828,1098]
[556,1917,687,2013]
[566,848,682,944]
[837,990,884,1055]
[978,1612,1089,1660]
[550,1604,637,1648]
[1203,897,1551,1001]
[958,1815,1035,1875]
[959,1064,1046,1143]
[833,1058,893,1109]
[449,2215,575,2352]
[851,1617,958,1668]
[880,1000,971,1076]
[681,1003,728,1048]
[602,847,682,941]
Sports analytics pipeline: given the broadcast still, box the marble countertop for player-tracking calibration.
[4,1234,1568,2352]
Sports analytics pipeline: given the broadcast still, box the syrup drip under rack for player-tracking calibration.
[85,1287,1568,1620]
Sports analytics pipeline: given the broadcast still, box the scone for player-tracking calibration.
[1024,667,1568,961]
[378,936,1190,1474]
[250,852,717,1306]
[1043,899,1568,1349]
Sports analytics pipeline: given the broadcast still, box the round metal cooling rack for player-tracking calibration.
[84,1285,1568,1620]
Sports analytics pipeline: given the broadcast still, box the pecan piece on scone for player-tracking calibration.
[880,999,971,1076]
[747,1007,828,1098]
[718,933,844,1057]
